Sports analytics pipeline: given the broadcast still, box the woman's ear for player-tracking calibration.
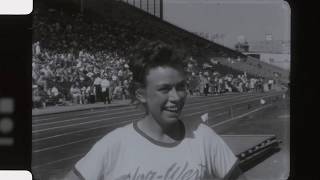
[135,88,147,103]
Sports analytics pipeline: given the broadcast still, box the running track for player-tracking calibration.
[32,91,285,180]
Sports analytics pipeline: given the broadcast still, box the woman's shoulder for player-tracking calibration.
[196,123,220,137]
[184,119,219,138]
[95,123,135,146]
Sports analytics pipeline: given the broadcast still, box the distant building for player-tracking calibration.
[243,40,290,70]
[235,41,249,53]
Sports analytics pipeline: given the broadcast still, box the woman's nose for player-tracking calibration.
[168,88,181,101]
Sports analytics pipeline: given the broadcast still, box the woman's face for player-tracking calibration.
[143,66,187,126]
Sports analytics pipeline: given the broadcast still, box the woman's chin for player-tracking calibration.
[162,112,181,124]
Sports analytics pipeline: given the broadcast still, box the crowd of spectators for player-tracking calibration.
[184,58,274,97]
[32,2,276,109]
[32,44,134,108]
[32,4,139,108]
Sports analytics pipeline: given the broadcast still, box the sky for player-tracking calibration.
[163,0,290,49]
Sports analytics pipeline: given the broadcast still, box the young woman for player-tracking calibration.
[65,40,244,180]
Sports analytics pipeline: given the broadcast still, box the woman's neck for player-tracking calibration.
[137,115,185,143]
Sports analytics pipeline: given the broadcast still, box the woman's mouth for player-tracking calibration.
[163,106,180,113]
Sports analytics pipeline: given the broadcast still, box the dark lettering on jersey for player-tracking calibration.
[115,162,208,180]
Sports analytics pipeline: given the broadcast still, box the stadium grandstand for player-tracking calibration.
[32,0,288,108]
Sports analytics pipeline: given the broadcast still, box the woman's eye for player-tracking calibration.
[176,84,186,91]
[159,88,170,92]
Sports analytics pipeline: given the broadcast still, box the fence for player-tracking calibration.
[204,92,285,128]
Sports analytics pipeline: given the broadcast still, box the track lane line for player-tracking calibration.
[32,113,144,133]
[31,103,276,169]
[33,108,227,150]
[32,92,265,122]
[32,108,139,127]
[32,104,273,150]
[32,154,84,169]
[32,93,271,128]
[32,119,137,142]
[210,104,273,128]
[32,93,280,136]
[32,106,137,122]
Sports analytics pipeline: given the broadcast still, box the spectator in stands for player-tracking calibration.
[112,82,123,100]
[33,41,41,56]
[100,75,111,104]
[32,85,45,109]
[86,85,96,104]
[213,76,219,95]
[70,83,82,104]
[80,85,87,104]
[93,74,102,102]
[122,79,130,100]
[256,78,263,92]
[204,82,209,96]
[50,86,61,105]
[36,72,48,91]
[33,85,47,108]
[268,79,274,91]
[249,78,256,92]
[263,79,269,92]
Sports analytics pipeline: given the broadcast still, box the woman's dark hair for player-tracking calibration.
[128,40,188,87]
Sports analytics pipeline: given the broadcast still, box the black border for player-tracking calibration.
[289,0,319,179]
[0,0,319,179]
[0,14,32,171]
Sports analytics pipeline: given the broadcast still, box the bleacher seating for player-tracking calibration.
[32,0,280,108]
